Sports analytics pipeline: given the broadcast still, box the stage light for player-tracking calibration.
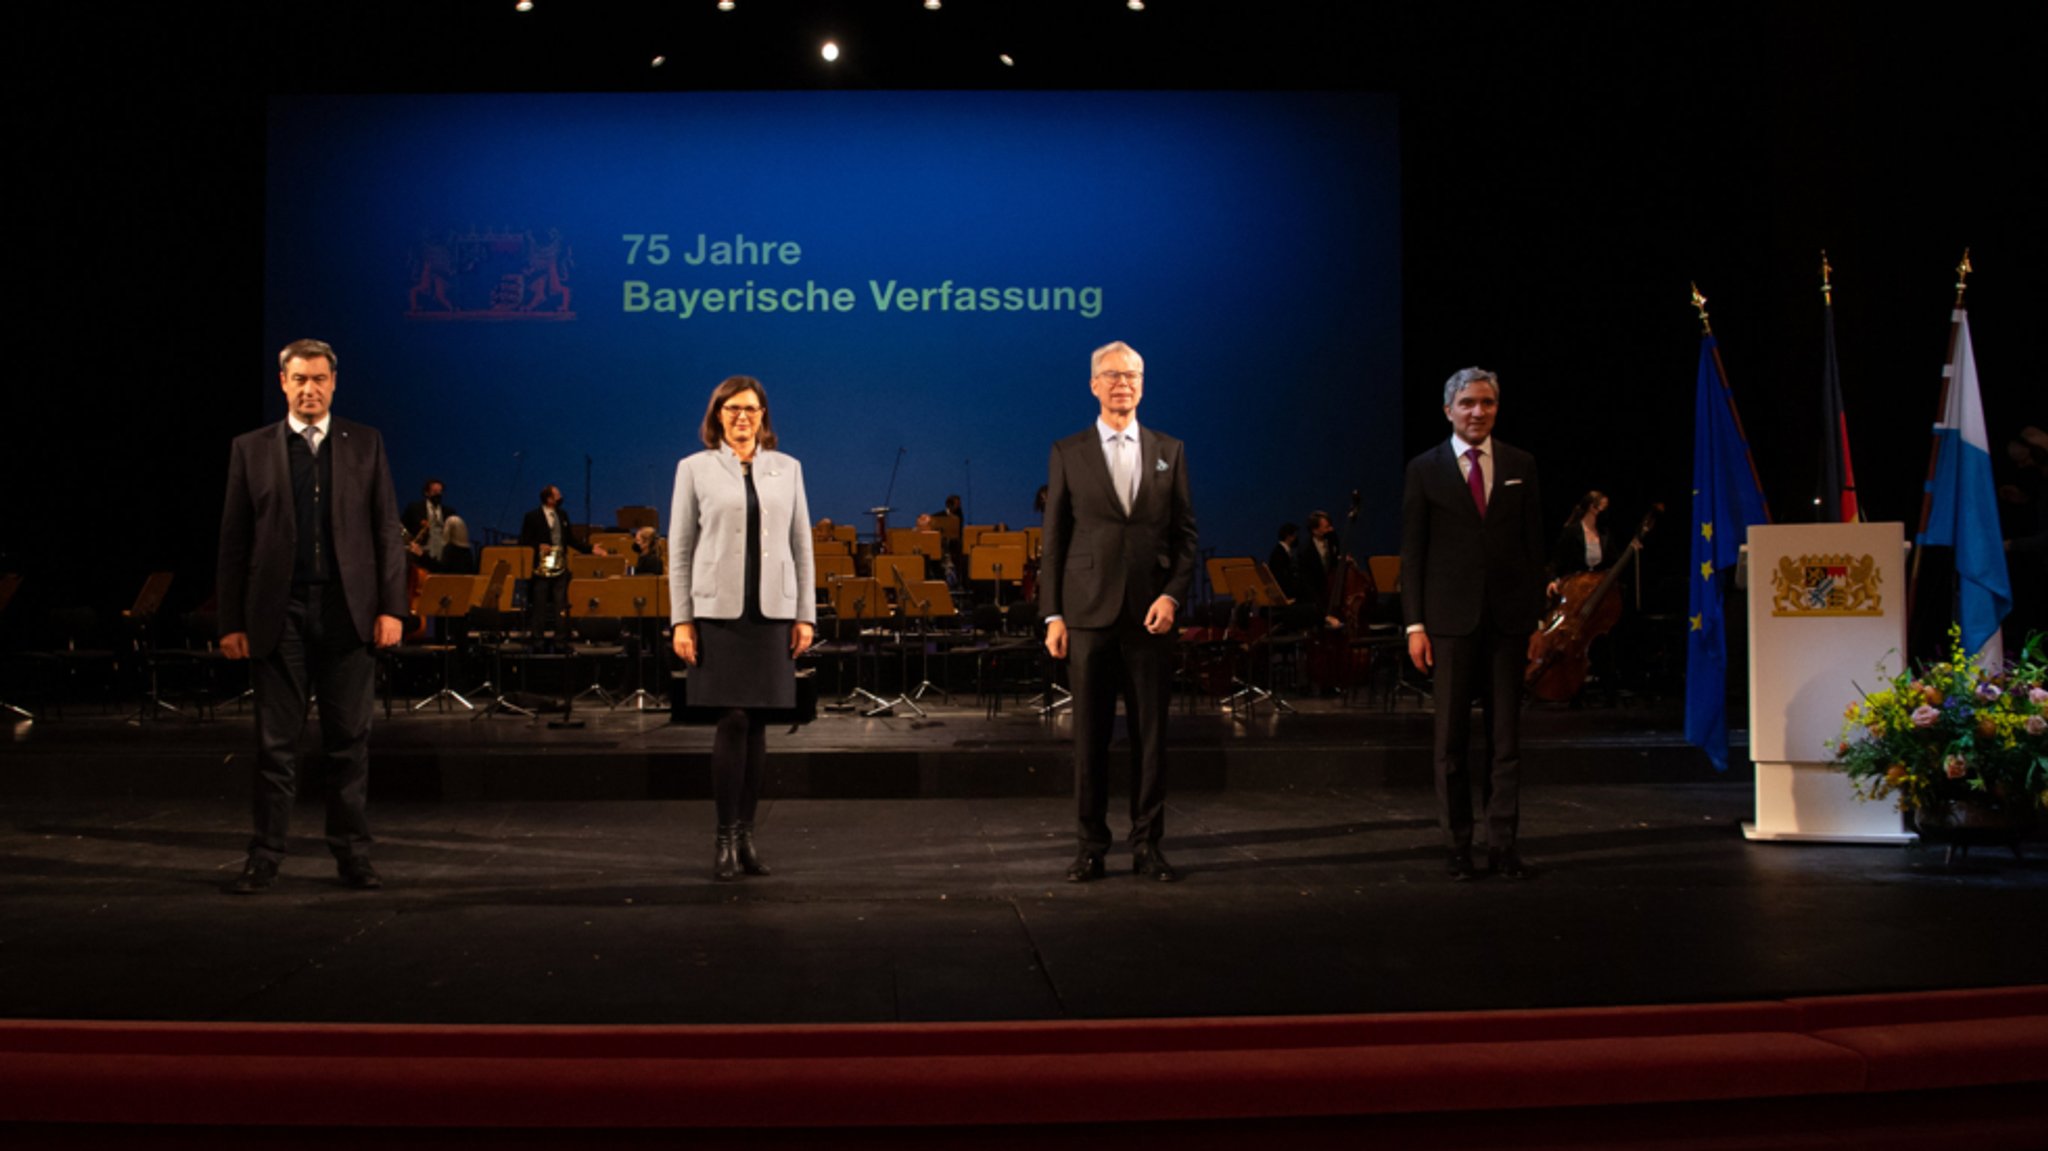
[999,53,1015,66]
[924,0,941,9]
[821,40,840,62]
[651,55,667,67]
[514,0,533,10]
[1128,0,1145,9]
[717,0,734,10]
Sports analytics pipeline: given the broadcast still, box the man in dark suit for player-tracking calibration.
[401,478,456,566]
[218,338,407,894]
[1041,341,1199,882]
[1401,366,1547,881]
[518,484,605,645]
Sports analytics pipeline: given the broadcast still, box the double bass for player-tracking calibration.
[1305,492,1377,691]
[1524,503,1660,702]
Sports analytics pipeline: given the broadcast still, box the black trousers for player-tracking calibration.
[1068,613,1173,852]
[249,583,375,863]
[711,708,768,827]
[1428,625,1528,852]
[528,573,569,640]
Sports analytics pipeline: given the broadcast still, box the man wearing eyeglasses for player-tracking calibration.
[1040,341,1199,882]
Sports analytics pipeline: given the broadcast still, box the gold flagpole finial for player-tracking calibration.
[1690,282,1712,334]
[1954,248,1973,306]
[1820,250,1833,308]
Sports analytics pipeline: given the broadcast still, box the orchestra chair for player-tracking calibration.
[468,560,539,719]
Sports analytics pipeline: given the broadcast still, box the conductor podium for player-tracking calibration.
[1740,522,1914,844]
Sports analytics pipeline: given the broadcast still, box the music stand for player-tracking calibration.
[565,577,628,709]
[828,576,894,715]
[968,544,1026,610]
[582,575,666,711]
[870,555,924,604]
[411,574,478,712]
[569,553,629,580]
[469,560,537,719]
[1217,563,1296,716]
[123,572,182,721]
[614,506,659,534]
[899,576,959,702]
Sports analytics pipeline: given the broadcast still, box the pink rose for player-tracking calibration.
[1944,754,1969,779]
[2028,715,2047,737]
[1911,705,1940,728]
[2030,686,2048,705]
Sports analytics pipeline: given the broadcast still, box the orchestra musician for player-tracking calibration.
[519,484,607,647]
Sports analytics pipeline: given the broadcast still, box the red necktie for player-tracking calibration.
[1465,447,1487,516]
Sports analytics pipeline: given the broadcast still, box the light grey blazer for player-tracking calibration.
[668,445,816,625]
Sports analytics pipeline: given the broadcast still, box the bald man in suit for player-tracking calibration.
[218,338,407,894]
[1402,366,1548,881]
[1041,340,1199,883]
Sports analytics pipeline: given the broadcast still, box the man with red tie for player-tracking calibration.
[1401,367,1548,881]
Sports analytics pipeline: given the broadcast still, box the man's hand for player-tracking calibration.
[374,615,403,649]
[673,622,698,665]
[1408,630,1433,672]
[1044,618,1068,660]
[1143,596,1177,635]
[220,632,250,660]
[592,545,610,557]
[790,621,815,658]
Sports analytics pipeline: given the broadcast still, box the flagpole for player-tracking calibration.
[1907,249,1972,608]
[1691,284,1773,522]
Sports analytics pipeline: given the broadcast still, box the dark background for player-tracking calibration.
[8,1,2040,633]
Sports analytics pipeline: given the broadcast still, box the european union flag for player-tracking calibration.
[1686,335,1771,771]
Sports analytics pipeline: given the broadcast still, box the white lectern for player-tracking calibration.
[1741,522,1914,843]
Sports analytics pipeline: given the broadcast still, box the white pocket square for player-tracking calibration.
[1503,478,1524,486]
[1155,459,1169,472]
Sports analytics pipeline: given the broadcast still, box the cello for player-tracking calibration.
[1524,503,1660,702]
[1305,491,1378,692]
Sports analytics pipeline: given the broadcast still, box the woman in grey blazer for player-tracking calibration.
[669,375,817,880]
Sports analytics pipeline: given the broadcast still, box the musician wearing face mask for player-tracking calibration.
[519,484,607,646]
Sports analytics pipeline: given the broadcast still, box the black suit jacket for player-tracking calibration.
[400,498,458,542]
[1399,438,1547,636]
[1039,424,1198,629]
[519,505,588,571]
[217,417,407,657]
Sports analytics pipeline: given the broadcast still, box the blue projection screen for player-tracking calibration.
[265,91,1400,559]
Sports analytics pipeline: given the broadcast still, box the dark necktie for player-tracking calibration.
[1465,447,1487,516]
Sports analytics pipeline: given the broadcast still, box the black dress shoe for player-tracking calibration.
[1065,851,1106,882]
[1133,844,1179,882]
[224,857,278,895]
[337,857,383,889]
[1447,848,1480,881]
[1490,848,1532,880]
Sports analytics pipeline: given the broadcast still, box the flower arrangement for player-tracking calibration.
[1833,627,2048,815]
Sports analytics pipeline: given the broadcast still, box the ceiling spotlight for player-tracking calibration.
[717,0,734,10]
[925,0,941,8]
[651,55,667,67]
[821,40,840,62]
[514,0,533,10]
[999,53,1015,66]
[1128,0,1145,9]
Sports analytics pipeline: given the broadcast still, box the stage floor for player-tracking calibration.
[2,777,2043,1024]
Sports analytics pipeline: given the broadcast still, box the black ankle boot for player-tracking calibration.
[714,825,739,881]
[734,820,771,876]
